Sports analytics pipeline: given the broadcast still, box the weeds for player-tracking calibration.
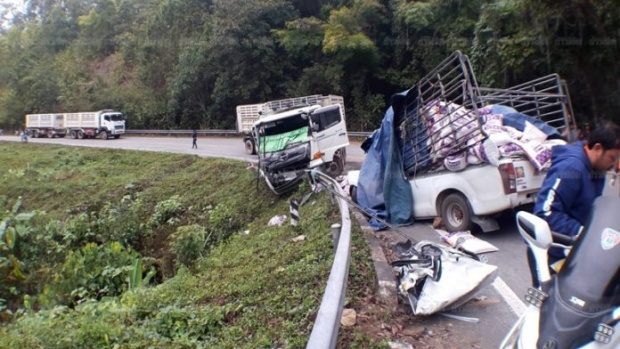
[0,142,385,348]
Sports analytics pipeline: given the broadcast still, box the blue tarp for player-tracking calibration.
[357,91,415,230]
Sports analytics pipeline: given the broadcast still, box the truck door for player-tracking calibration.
[309,105,349,159]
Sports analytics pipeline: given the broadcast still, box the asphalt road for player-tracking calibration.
[0,134,368,168]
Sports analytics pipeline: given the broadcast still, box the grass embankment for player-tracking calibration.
[0,142,387,348]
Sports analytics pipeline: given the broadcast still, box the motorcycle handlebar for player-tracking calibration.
[551,232,576,247]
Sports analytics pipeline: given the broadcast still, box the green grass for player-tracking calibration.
[0,141,388,349]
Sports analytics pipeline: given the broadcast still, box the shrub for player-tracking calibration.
[209,202,241,234]
[150,195,184,226]
[169,225,211,268]
[50,242,141,306]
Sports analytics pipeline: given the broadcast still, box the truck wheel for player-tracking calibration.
[100,130,108,140]
[77,130,84,139]
[440,193,472,232]
[47,131,54,138]
[245,139,256,155]
[32,130,38,138]
[70,130,77,139]
[324,154,344,178]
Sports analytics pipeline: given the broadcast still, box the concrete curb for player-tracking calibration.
[351,210,398,307]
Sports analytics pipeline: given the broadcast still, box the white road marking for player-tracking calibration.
[491,277,526,316]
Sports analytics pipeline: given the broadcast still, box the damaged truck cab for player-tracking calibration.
[253,103,349,195]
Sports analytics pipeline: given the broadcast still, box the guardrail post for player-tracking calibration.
[331,223,342,252]
[290,199,299,227]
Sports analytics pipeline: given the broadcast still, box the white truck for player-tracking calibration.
[251,100,349,195]
[25,113,67,138]
[349,52,575,232]
[25,110,125,139]
[64,110,125,139]
[236,94,345,155]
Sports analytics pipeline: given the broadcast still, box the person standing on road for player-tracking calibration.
[532,121,620,271]
[192,129,198,149]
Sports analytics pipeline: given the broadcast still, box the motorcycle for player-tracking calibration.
[499,195,620,348]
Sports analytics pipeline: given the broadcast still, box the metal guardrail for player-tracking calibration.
[125,129,238,135]
[306,169,352,349]
[125,129,372,138]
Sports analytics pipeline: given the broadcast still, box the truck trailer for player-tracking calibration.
[25,113,67,138]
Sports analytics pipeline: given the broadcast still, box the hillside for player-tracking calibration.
[0,141,384,348]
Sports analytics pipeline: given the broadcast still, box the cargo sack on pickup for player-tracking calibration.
[392,240,498,315]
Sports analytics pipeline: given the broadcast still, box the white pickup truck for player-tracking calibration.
[348,52,575,232]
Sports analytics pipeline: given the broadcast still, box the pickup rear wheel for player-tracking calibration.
[350,185,358,204]
[440,193,472,232]
[245,139,256,155]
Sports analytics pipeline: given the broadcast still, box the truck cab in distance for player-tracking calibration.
[65,110,126,139]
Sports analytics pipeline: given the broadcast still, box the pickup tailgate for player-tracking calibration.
[513,159,546,193]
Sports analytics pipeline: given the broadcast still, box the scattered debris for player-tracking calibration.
[246,162,257,170]
[392,240,498,315]
[432,217,443,229]
[267,215,287,226]
[438,230,499,254]
[292,235,305,243]
[341,308,357,327]
[388,341,413,349]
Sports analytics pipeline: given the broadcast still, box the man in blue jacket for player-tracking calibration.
[533,121,620,268]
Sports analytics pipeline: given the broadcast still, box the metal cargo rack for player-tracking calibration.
[397,51,485,175]
[262,94,346,118]
[475,73,576,132]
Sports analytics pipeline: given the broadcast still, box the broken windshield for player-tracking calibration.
[258,126,309,153]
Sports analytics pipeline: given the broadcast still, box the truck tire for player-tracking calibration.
[100,130,108,140]
[47,131,54,138]
[440,193,472,232]
[77,130,85,139]
[32,130,38,138]
[70,130,77,139]
[324,154,344,178]
[244,139,256,155]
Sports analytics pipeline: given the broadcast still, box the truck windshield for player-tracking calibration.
[260,113,309,136]
[104,114,124,122]
[258,126,309,153]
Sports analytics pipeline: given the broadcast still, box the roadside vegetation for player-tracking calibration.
[1,1,618,131]
[0,142,386,349]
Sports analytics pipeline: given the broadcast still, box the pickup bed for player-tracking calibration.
[348,52,574,232]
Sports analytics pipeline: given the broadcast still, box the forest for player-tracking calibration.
[0,0,618,131]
